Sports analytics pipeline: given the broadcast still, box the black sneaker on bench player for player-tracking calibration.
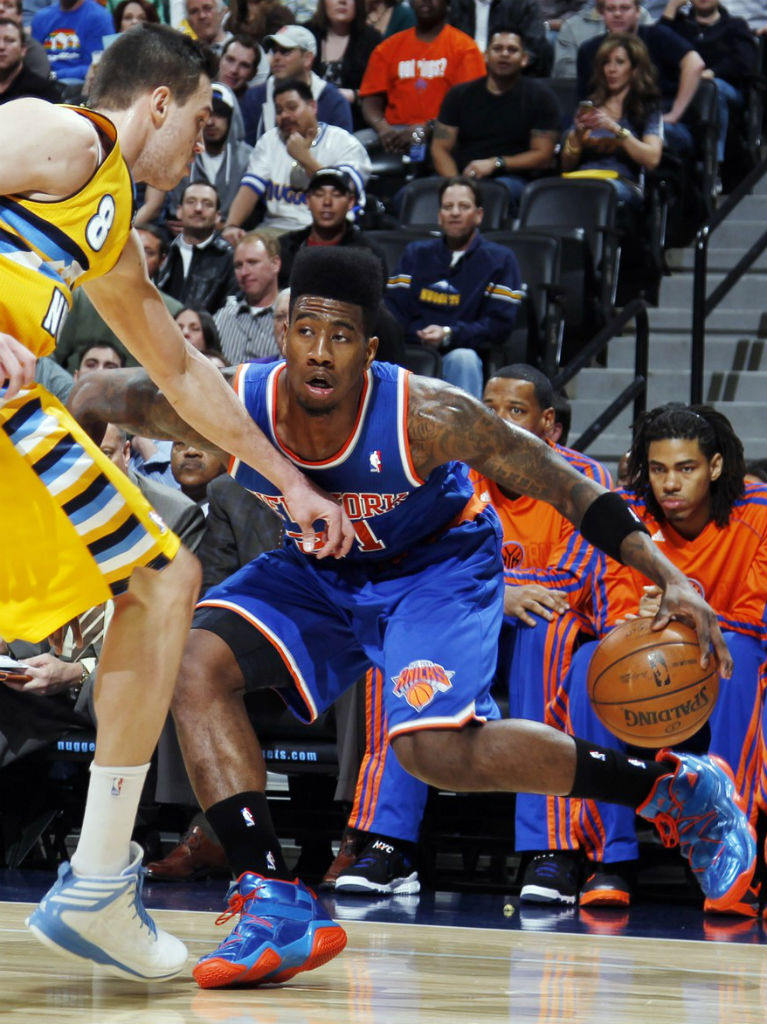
[335,837,420,895]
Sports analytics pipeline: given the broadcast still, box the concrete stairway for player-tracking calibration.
[568,176,767,474]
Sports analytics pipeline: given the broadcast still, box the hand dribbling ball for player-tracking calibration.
[586,618,719,747]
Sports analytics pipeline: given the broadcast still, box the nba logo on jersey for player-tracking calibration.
[369,450,383,473]
[241,806,256,827]
[392,659,455,712]
[266,850,277,872]
[110,776,123,797]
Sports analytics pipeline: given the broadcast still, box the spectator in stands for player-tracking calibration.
[170,440,227,509]
[561,33,663,213]
[385,175,522,397]
[304,0,382,130]
[0,0,50,77]
[175,306,222,353]
[222,77,370,236]
[278,167,405,363]
[218,34,269,142]
[553,0,652,78]
[563,404,767,913]
[156,181,237,313]
[365,0,414,36]
[0,15,60,100]
[577,0,705,154]
[448,0,553,76]
[246,23,352,139]
[184,0,230,52]
[74,341,125,377]
[112,0,159,30]
[31,0,112,87]
[431,29,560,214]
[214,231,283,363]
[277,166,386,284]
[358,0,486,154]
[137,224,167,283]
[138,82,253,225]
[660,0,757,166]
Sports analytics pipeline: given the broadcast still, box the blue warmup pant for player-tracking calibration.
[567,630,766,864]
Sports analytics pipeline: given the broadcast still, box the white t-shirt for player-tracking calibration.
[240,122,372,231]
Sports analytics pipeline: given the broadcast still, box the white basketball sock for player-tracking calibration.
[70,761,150,877]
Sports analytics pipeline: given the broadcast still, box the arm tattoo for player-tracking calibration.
[67,368,229,458]
[407,377,603,525]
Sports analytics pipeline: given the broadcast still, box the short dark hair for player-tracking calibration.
[552,390,571,444]
[491,363,554,412]
[180,180,221,209]
[289,247,383,336]
[273,77,314,104]
[628,403,745,528]
[136,221,169,255]
[438,174,481,207]
[487,26,527,49]
[221,32,260,61]
[0,17,23,42]
[79,342,126,368]
[88,23,218,110]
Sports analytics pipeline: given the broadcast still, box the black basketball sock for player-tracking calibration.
[569,737,669,808]
[205,792,292,880]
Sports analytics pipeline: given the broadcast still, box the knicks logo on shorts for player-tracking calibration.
[392,659,455,712]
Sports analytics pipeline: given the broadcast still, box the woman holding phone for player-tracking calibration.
[561,33,663,210]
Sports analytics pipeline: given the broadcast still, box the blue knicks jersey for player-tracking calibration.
[229,360,478,562]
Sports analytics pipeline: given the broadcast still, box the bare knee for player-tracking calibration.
[128,545,201,619]
[173,628,244,712]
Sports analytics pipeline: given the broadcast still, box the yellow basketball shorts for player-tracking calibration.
[0,383,180,643]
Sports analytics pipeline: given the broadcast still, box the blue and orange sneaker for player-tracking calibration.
[637,750,756,912]
[193,873,347,989]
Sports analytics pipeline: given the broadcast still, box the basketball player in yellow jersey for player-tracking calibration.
[0,24,353,982]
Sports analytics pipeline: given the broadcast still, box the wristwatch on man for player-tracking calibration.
[494,156,505,173]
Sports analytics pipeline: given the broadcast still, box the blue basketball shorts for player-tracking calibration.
[194,507,505,740]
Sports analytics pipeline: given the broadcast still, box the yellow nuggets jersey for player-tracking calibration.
[0,107,179,643]
[0,106,133,357]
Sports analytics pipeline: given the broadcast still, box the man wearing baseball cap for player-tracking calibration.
[245,24,352,140]
[277,167,385,286]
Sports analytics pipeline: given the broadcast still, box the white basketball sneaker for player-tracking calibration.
[26,842,188,981]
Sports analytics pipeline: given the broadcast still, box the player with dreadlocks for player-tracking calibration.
[566,403,767,916]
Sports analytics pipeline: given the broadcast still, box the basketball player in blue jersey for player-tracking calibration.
[69,246,756,990]
[0,25,352,983]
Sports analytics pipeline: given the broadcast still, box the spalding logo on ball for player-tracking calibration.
[586,618,719,747]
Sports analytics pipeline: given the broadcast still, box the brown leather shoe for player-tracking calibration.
[145,825,230,882]
[318,827,366,890]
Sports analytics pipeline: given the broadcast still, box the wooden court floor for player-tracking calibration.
[1,898,765,1024]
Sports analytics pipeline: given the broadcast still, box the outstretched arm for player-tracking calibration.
[407,377,732,672]
[82,240,353,558]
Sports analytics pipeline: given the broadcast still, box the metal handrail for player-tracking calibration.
[552,298,649,452]
[690,156,767,404]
